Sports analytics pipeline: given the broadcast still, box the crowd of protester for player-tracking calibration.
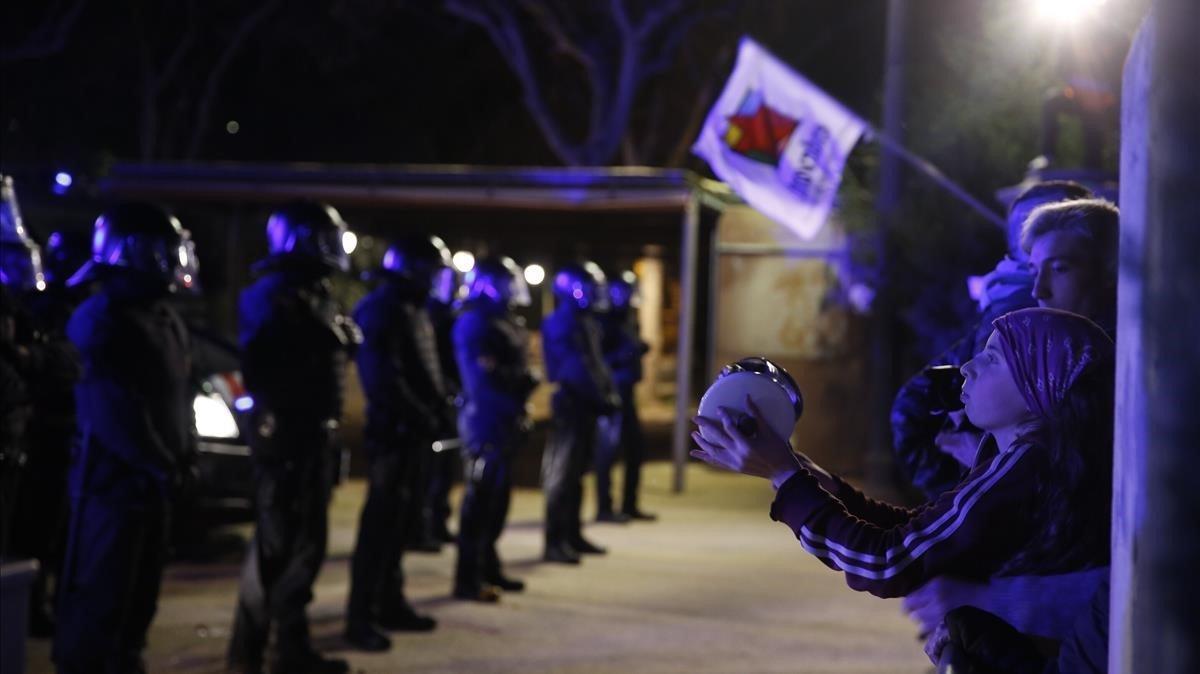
[0,179,655,674]
[692,180,1120,673]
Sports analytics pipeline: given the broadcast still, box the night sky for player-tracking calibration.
[1,1,889,170]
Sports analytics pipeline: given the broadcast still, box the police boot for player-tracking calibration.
[452,582,502,603]
[543,539,581,564]
[270,649,349,674]
[596,509,631,524]
[484,572,525,593]
[343,620,392,652]
[569,534,607,555]
[483,550,525,592]
[623,508,657,521]
[376,601,437,632]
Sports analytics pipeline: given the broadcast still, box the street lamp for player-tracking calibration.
[452,250,475,273]
[524,263,545,286]
[1030,0,1106,27]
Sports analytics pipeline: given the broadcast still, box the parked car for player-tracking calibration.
[183,326,255,528]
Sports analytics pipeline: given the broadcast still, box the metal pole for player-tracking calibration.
[865,0,906,493]
[671,193,700,493]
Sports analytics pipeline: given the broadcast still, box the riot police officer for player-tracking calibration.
[423,265,462,548]
[343,234,450,651]
[53,202,197,674]
[541,262,618,564]
[452,256,538,601]
[227,202,357,674]
[1,180,84,637]
[594,270,655,523]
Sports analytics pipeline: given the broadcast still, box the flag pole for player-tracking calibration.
[865,127,1006,228]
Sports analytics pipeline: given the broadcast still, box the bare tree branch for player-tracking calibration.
[639,8,697,80]
[608,0,632,38]
[0,0,89,63]
[665,41,734,167]
[518,0,592,68]
[151,0,198,95]
[446,0,586,164]
[444,0,710,165]
[634,0,684,40]
[186,0,284,158]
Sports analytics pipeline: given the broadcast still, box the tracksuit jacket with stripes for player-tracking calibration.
[770,442,1059,599]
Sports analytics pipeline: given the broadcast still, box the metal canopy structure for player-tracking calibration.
[100,162,703,214]
[100,161,739,493]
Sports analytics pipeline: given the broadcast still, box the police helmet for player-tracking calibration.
[607,269,640,311]
[380,234,454,300]
[464,256,530,308]
[265,200,351,272]
[67,202,199,292]
[553,261,608,311]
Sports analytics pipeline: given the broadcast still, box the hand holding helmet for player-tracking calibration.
[691,357,825,489]
[692,396,802,488]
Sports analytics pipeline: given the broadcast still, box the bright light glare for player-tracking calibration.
[524,263,545,286]
[54,172,73,187]
[234,395,255,412]
[1031,0,1105,25]
[452,251,475,273]
[194,394,239,439]
[342,230,358,255]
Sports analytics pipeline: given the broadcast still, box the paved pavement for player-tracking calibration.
[27,463,931,673]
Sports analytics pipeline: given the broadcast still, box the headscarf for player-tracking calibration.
[992,308,1114,421]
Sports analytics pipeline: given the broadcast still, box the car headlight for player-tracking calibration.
[194,393,239,439]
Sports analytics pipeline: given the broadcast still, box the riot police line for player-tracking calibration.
[0,177,655,674]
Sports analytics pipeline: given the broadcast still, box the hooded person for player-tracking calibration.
[693,308,1114,606]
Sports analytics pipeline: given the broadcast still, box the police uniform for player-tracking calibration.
[51,203,195,674]
[452,256,537,599]
[594,292,653,521]
[542,263,617,564]
[423,295,461,545]
[227,202,354,674]
[344,273,445,646]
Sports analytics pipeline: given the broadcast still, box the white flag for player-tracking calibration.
[693,38,867,240]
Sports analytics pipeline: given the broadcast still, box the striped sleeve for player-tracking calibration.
[827,474,927,529]
[770,445,1041,598]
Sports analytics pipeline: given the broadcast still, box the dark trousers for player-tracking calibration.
[11,419,71,620]
[593,387,645,515]
[454,448,512,590]
[346,439,422,622]
[54,490,169,674]
[542,393,596,546]
[228,451,334,665]
[425,448,457,538]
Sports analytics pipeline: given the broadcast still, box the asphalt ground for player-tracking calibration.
[26,462,931,673]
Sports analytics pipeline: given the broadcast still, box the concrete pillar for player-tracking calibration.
[1111,2,1200,671]
[671,194,701,493]
[634,248,665,402]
